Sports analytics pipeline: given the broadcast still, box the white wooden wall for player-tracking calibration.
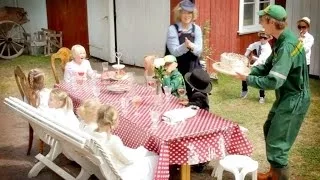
[0,0,48,35]
[286,0,320,76]
[115,0,170,67]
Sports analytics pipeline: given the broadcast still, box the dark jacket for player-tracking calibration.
[188,91,209,111]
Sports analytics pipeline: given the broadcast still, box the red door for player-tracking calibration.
[46,0,89,52]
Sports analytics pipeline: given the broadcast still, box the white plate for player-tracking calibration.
[109,73,129,81]
[106,84,130,93]
[212,62,251,76]
[112,64,125,70]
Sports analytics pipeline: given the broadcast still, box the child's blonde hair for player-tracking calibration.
[50,88,73,110]
[96,105,119,130]
[71,44,86,59]
[28,69,45,107]
[77,99,101,122]
[28,69,45,91]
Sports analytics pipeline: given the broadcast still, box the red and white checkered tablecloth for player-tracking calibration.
[55,80,253,180]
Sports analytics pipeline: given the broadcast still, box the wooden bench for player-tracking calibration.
[4,97,123,180]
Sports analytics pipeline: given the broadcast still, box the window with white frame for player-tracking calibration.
[238,0,275,34]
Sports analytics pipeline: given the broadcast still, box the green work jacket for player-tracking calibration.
[247,28,310,115]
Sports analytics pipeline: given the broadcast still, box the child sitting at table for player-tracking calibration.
[27,69,51,110]
[93,105,159,180]
[64,44,94,82]
[77,98,101,134]
[47,88,80,129]
[183,68,212,172]
[183,68,212,111]
[162,55,186,97]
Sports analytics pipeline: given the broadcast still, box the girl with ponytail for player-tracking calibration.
[27,69,51,109]
[93,105,159,180]
[48,88,79,128]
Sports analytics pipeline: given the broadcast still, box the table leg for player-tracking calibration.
[180,164,190,180]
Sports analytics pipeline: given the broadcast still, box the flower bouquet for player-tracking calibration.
[152,58,166,95]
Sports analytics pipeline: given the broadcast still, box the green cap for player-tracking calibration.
[164,55,177,63]
[258,5,287,21]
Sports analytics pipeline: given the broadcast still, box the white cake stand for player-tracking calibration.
[112,64,125,70]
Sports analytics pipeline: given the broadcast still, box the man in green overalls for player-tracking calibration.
[234,5,310,180]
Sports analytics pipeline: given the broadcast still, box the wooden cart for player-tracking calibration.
[0,6,28,59]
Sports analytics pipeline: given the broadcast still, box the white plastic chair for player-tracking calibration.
[214,155,258,180]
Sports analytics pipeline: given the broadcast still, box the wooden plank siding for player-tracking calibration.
[195,0,286,73]
[46,0,89,53]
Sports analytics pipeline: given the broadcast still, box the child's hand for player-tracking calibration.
[165,62,177,74]
[179,99,189,106]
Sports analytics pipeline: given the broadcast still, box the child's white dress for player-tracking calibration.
[46,108,80,130]
[64,59,94,82]
[37,88,51,110]
[93,132,159,180]
[79,121,98,133]
[78,120,98,138]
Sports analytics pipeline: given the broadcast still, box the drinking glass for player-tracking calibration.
[76,71,85,85]
[146,75,156,88]
[177,86,188,103]
[91,70,98,79]
[127,72,136,89]
[150,109,160,130]
[101,62,110,84]
[102,62,109,72]
[92,85,100,98]
[131,95,142,116]
[163,86,172,101]
[120,97,129,115]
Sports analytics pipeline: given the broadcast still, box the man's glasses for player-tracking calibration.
[297,25,307,29]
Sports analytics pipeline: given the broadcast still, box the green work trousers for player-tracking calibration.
[263,94,310,168]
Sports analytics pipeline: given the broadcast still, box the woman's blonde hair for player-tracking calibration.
[96,105,119,129]
[173,3,198,23]
[71,44,86,59]
[77,99,102,122]
[50,88,73,110]
[28,69,45,107]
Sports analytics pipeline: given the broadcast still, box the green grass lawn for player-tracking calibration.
[1,55,319,179]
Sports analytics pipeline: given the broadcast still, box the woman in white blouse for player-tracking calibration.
[297,17,314,74]
[92,105,158,180]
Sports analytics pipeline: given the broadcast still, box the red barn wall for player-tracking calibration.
[195,0,286,73]
[46,0,89,52]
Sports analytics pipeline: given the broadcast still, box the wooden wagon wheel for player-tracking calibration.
[0,20,26,59]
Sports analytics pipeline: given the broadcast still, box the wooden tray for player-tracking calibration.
[212,62,250,76]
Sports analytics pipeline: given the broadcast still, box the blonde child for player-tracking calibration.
[64,44,94,82]
[48,88,79,128]
[27,69,51,109]
[93,105,158,180]
[77,98,101,134]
